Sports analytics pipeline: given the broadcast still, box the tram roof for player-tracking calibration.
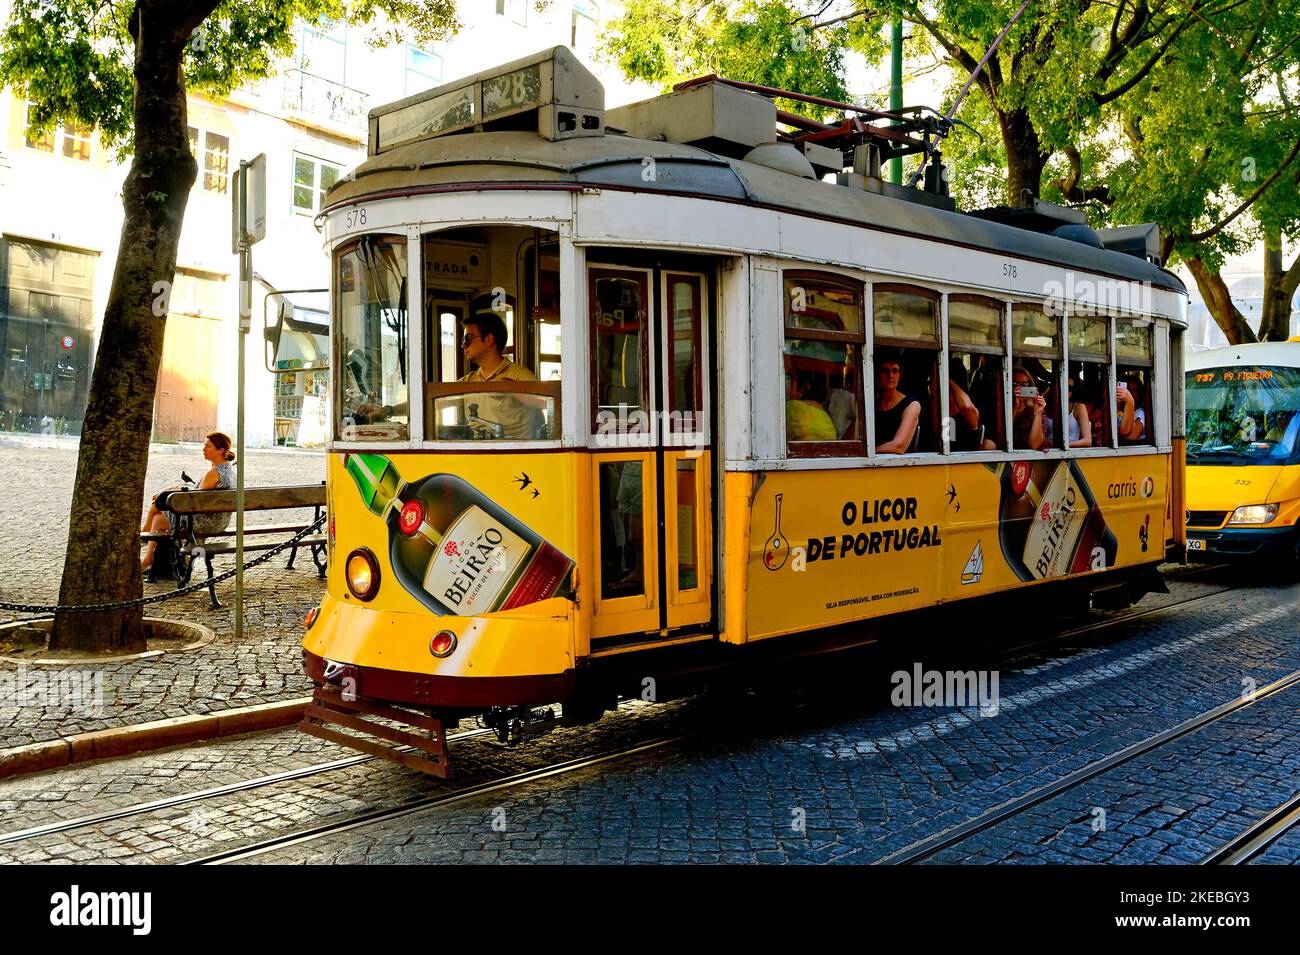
[325,129,1188,301]
[1187,340,1300,370]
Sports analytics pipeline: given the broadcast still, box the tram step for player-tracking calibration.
[298,685,450,778]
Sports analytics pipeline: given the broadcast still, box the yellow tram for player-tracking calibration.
[298,48,1189,775]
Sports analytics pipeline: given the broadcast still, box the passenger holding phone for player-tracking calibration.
[1117,377,1146,443]
[1012,366,1049,451]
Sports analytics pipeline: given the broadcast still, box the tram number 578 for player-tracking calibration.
[345,208,368,229]
[1002,262,1018,279]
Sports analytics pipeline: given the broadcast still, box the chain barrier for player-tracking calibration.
[0,515,327,618]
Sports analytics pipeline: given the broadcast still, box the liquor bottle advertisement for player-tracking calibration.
[331,452,578,617]
[746,457,1165,640]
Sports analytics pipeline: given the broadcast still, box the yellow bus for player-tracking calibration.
[293,48,1189,776]
[1185,341,1300,565]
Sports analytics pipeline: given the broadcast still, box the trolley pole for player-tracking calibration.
[232,155,266,642]
[889,18,903,186]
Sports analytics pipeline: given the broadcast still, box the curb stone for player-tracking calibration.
[0,697,311,780]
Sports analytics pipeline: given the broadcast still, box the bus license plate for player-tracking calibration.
[1187,539,1206,551]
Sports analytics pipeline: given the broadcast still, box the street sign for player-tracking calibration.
[59,335,74,349]
[230,153,267,253]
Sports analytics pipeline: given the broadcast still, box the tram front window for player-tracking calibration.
[421,227,563,441]
[336,235,409,440]
[1187,366,1300,464]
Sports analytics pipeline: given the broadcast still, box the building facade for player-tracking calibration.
[0,0,650,445]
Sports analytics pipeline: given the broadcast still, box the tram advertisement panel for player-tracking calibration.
[746,457,1168,640]
[327,452,581,617]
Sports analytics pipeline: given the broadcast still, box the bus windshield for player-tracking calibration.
[1186,365,1300,465]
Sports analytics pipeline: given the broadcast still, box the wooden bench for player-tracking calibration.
[142,483,327,609]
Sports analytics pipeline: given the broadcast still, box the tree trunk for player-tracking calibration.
[49,6,199,652]
[997,107,1049,208]
[1186,256,1257,345]
[1259,224,1299,342]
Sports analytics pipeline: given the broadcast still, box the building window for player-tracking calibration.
[24,104,91,161]
[298,18,347,84]
[406,46,443,95]
[187,127,230,194]
[572,1,599,50]
[496,0,528,26]
[292,153,343,214]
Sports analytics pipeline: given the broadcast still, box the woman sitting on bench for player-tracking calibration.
[140,431,237,572]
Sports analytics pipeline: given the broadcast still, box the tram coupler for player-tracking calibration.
[482,705,558,746]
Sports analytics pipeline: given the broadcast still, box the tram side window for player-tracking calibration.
[947,295,1005,451]
[783,271,865,456]
[1010,304,1061,451]
[873,284,940,454]
[1068,314,1112,447]
[336,235,409,441]
[1116,319,1154,445]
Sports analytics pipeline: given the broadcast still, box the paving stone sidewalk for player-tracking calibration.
[0,442,325,748]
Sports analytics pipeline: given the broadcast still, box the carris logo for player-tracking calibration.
[50,885,152,935]
[1107,477,1152,499]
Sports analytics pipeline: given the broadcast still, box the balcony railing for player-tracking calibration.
[282,68,369,132]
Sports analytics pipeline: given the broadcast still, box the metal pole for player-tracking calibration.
[890,18,903,185]
[236,160,249,642]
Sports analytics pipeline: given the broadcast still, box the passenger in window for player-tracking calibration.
[786,371,837,441]
[970,355,1004,449]
[1066,375,1093,448]
[1012,366,1050,451]
[1117,375,1147,443]
[874,351,921,454]
[825,367,859,440]
[948,359,992,450]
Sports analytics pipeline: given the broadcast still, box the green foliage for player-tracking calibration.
[601,0,887,120]
[0,0,462,153]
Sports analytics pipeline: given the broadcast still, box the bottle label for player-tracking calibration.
[423,505,530,613]
[1021,463,1089,579]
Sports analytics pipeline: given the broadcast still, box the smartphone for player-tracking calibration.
[1015,386,1039,399]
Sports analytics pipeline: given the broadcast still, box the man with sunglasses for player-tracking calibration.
[455,296,543,439]
[358,295,543,438]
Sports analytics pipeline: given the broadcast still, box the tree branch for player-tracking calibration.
[1185,136,1300,243]
[1096,10,1198,104]
[1051,146,1114,204]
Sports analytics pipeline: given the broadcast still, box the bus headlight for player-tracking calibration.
[1228,504,1278,525]
[345,548,381,600]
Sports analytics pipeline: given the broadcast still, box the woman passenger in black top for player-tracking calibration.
[874,351,921,454]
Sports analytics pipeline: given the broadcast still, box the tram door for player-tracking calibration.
[589,265,713,642]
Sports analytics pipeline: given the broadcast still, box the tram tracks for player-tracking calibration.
[0,725,493,850]
[1200,791,1300,865]
[0,566,1256,862]
[876,668,1300,865]
[188,735,690,864]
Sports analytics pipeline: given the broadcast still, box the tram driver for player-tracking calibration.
[357,296,546,439]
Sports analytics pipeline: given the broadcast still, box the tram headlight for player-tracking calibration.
[1227,503,1278,525]
[345,548,381,600]
[305,606,320,630]
[430,630,457,658]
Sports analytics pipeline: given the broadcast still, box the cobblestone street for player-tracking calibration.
[0,439,324,747]
[1,547,1295,865]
